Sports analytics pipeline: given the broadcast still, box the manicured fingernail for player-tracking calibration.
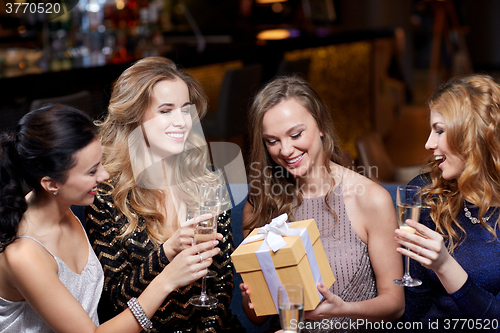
[213,240,219,245]
[318,283,324,288]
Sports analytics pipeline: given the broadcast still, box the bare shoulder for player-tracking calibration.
[341,168,394,214]
[242,201,254,216]
[3,238,57,279]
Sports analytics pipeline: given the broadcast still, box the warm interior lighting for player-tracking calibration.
[271,3,283,12]
[257,29,291,40]
[256,0,287,3]
[115,0,125,10]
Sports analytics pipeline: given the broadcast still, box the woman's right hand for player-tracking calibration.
[240,282,270,325]
[240,283,254,309]
[162,213,211,261]
[161,239,220,291]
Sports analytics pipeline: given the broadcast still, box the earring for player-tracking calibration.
[53,191,58,196]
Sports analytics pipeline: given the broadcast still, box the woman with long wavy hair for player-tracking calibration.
[396,74,500,332]
[86,56,243,332]
[0,104,218,333]
[240,76,404,332]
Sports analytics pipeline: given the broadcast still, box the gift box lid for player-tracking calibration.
[232,219,320,273]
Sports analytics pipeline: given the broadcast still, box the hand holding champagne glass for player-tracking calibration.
[189,183,222,307]
[393,185,422,287]
[278,284,304,333]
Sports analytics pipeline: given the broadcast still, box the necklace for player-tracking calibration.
[463,204,494,224]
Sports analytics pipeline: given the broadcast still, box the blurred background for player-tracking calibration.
[1,0,500,183]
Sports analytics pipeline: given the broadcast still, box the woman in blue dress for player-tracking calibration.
[396,74,500,332]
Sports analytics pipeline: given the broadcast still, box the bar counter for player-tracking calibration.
[0,26,402,157]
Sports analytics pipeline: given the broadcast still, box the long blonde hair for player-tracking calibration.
[98,56,213,245]
[245,76,348,231]
[423,74,500,251]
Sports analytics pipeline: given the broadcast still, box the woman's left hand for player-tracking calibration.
[395,218,469,293]
[394,219,451,273]
[304,283,349,320]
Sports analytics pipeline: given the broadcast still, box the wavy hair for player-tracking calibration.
[97,56,214,245]
[245,76,348,231]
[0,104,97,252]
[422,74,500,251]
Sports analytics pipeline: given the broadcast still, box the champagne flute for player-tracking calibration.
[278,284,304,333]
[393,185,422,287]
[189,183,222,307]
[198,182,222,278]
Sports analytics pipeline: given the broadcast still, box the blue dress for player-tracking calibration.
[403,175,500,332]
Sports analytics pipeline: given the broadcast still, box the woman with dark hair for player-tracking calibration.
[241,76,404,332]
[86,56,242,332]
[0,104,219,333]
[396,74,500,332]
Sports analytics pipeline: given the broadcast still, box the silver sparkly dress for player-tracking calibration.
[0,230,103,332]
[293,169,377,333]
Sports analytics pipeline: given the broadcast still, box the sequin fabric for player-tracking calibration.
[293,170,377,333]
[85,180,243,333]
[403,174,500,332]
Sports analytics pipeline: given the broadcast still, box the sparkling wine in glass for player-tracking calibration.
[278,284,304,333]
[198,183,222,278]
[189,183,222,307]
[393,185,422,287]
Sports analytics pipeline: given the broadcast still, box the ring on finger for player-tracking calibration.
[199,254,203,263]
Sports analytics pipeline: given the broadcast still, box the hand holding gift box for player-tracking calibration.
[231,214,335,316]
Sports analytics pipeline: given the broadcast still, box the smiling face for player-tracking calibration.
[57,138,109,206]
[425,111,465,180]
[142,78,192,160]
[262,98,325,179]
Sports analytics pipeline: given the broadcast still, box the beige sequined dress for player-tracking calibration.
[292,169,377,333]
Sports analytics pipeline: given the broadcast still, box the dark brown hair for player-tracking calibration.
[0,104,97,252]
[245,75,348,231]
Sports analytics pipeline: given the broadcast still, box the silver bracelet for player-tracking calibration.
[127,297,153,331]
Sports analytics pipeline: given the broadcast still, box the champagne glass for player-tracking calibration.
[198,182,222,278]
[278,284,304,333]
[393,185,422,287]
[189,183,222,307]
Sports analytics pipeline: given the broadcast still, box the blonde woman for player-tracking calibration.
[86,57,242,332]
[241,76,404,332]
[396,74,500,332]
[0,105,217,333]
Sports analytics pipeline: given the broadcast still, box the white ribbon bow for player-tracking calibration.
[241,213,290,252]
[239,213,324,312]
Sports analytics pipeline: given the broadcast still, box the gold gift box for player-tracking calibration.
[231,219,336,316]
